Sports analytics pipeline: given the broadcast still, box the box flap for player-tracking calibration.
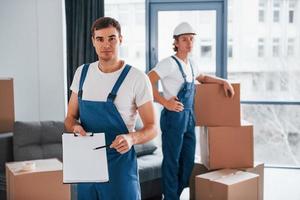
[6,158,62,175]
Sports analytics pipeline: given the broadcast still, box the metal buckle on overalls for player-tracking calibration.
[108,93,117,101]
[78,90,83,98]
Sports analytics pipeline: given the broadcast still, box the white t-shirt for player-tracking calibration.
[152,55,200,100]
[70,61,153,132]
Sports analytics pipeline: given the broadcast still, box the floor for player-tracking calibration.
[179,167,300,200]
[264,167,300,200]
[1,167,299,200]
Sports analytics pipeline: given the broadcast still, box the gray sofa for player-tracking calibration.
[1,120,162,200]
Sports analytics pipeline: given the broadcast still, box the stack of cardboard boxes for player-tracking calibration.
[191,83,264,200]
[1,79,71,199]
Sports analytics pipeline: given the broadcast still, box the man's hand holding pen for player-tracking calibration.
[110,134,134,154]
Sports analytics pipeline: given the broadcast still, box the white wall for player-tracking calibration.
[0,0,65,121]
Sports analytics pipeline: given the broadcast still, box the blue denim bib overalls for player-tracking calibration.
[77,64,140,200]
[161,56,196,200]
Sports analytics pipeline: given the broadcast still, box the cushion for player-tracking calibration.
[137,149,162,182]
[13,121,64,161]
[134,141,157,157]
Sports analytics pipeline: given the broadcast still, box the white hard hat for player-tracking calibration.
[173,22,196,37]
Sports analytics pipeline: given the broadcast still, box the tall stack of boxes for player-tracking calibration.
[192,83,264,200]
[1,79,71,199]
[0,78,15,198]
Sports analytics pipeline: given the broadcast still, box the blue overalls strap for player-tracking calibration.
[189,59,195,83]
[171,56,196,84]
[171,56,187,83]
[78,64,90,99]
[107,64,132,102]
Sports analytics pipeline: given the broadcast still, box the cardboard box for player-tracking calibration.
[0,78,14,133]
[6,158,70,200]
[194,83,240,126]
[189,156,211,200]
[200,123,254,170]
[239,162,264,200]
[195,169,259,200]
[0,133,13,172]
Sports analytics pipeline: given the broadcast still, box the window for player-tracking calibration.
[280,75,288,91]
[105,1,146,71]
[272,38,280,57]
[273,0,280,23]
[289,10,294,23]
[273,0,280,8]
[118,5,130,25]
[104,5,115,17]
[287,38,295,57]
[272,45,279,57]
[258,45,264,57]
[227,0,300,167]
[228,45,233,58]
[266,78,275,91]
[228,0,233,23]
[259,10,265,22]
[135,4,145,26]
[200,39,213,58]
[289,0,296,8]
[258,38,265,57]
[241,104,300,166]
[289,0,296,23]
[258,0,266,23]
[258,0,266,7]
[120,45,128,58]
[273,10,280,22]
[252,73,261,91]
[201,46,212,57]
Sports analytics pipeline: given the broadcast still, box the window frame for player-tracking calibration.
[146,0,228,78]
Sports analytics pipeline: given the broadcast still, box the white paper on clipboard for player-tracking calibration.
[62,132,109,183]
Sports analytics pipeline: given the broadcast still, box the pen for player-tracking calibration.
[93,144,110,150]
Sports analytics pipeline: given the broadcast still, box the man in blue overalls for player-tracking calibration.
[65,17,157,200]
[148,22,235,200]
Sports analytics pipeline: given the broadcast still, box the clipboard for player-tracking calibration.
[62,132,109,183]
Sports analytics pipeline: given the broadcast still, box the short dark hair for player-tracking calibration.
[173,36,179,52]
[91,17,121,37]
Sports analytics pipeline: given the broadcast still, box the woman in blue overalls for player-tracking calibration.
[148,22,234,200]
[65,17,157,200]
